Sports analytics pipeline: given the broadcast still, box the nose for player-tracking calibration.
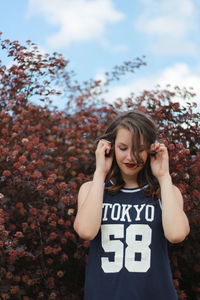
[126,150,134,162]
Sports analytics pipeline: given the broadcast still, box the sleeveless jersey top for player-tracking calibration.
[84,185,178,300]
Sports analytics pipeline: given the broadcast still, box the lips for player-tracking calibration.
[124,163,137,168]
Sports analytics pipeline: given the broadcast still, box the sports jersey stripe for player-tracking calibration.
[120,184,149,193]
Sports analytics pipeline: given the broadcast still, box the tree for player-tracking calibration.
[0,34,199,300]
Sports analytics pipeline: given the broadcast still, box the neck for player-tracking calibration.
[122,175,139,189]
[124,182,139,189]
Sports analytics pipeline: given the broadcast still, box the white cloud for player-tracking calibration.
[94,68,107,84]
[149,38,197,56]
[105,63,200,108]
[27,0,124,48]
[100,39,129,53]
[134,0,199,56]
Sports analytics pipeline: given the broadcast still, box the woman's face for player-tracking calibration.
[114,127,148,183]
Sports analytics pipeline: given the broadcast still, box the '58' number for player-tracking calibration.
[101,224,152,273]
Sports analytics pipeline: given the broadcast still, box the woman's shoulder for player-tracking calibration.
[77,181,93,209]
[79,181,93,193]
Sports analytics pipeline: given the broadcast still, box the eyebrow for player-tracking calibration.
[118,142,145,147]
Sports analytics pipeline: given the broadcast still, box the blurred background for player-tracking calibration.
[1,0,200,110]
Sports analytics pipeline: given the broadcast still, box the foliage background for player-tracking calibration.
[0,36,199,300]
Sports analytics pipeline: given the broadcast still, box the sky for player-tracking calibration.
[0,0,200,110]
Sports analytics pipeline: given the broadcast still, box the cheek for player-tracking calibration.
[141,152,148,162]
[140,152,148,162]
[114,149,119,161]
[114,148,122,162]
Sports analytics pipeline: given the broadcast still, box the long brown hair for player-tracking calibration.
[98,110,159,194]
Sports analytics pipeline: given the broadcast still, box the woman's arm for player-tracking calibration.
[159,175,190,243]
[73,171,105,240]
[150,142,190,243]
[73,140,113,240]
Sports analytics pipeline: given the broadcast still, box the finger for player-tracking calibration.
[150,141,159,154]
[100,139,112,150]
[97,139,110,149]
[97,143,111,157]
[150,141,159,150]
[150,143,166,156]
[156,144,167,152]
[152,143,165,151]
[105,144,112,155]
[100,139,111,145]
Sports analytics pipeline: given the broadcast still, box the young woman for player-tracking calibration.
[74,110,190,300]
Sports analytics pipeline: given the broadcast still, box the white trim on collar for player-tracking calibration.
[120,184,149,193]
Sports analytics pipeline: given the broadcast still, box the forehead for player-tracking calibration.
[115,127,145,144]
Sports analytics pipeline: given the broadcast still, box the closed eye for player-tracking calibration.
[119,147,127,151]
[119,147,145,152]
[139,148,145,153]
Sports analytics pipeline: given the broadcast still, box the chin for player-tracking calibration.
[122,169,140,177]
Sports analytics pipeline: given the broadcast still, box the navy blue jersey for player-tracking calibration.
[84,185,178,300]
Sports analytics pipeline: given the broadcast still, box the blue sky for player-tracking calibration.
[1,0,200,109]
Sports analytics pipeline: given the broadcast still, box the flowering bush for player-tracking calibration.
[0,34,199,299]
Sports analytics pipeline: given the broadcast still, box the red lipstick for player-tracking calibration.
[124,163,136,168]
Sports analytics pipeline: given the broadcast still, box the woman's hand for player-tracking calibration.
[95,139,113,176]
[150,142,170,182]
